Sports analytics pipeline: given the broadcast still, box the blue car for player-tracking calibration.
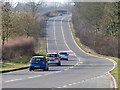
[29,56,49,71]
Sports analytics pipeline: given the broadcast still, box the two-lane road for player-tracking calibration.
[2,15,115,88]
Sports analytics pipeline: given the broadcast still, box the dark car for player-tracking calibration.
[29,56,49,71]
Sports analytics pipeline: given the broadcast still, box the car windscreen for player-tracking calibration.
[59,52,67,55]
[47,54,57,57]
[31,58,45,61]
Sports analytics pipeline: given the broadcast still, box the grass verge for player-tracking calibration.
[69,21,119,88]
[0,59,29,71]
[1,39,46,71]
[36,39,47,56]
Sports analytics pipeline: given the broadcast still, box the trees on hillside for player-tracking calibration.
[72,2,119,57]
[73,2,119,37]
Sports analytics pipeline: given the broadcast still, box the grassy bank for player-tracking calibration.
[36,39,47,56]
[69,21,119,88]
[0,59,29,71]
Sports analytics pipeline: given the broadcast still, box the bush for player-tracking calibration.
[2,36,36,61]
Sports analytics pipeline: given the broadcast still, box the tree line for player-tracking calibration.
[72,2,119,57]
[1,1,45,60]
[2,1,45,45]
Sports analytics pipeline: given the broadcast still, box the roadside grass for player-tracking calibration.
[0,62,28,71]
[1,39,46,71]
[35,39,47,57]
[69,21,119,88]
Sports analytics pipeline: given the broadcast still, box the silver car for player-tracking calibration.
[58,51,69,61]
[46,53,61,66]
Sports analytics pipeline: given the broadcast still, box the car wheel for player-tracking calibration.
[29,68,32,71]
[57,61,61,66]
[46,67,49,71]
[44,67,49,71]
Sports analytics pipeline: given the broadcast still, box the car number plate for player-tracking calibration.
[50,60,54,61]
[35,66,40,67]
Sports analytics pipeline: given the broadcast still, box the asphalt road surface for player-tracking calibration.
[2,14,115,88]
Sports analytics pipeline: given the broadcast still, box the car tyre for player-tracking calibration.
[57,61,61,66]
[44,67,49,71]
[29,68,32,71]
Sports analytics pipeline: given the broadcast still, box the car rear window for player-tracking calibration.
[47,54,58,57]
[31,57,45,61]
[59,52,67,55]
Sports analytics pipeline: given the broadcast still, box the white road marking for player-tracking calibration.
[44,73,50,75]
[53,17,59,51]
[56,71,62,73]
[69,54,76,56]
[80,62,83,63]
[64,50,73,52]
[69,66,74,69]
[46,34,49,53]
[57,87,62,88]
[78,81,81,83]
[63,69,68,71]
[57,74,106,88]
[5,75,42,83]
[73,82,77,85]
[62,85,67,88]
[68,84,72,86]
[5,78,23,83]
[27,75,42,79]
[61,17,71,51]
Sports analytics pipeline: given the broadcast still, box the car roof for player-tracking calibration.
[47,52,58,54]
[32,56,44,58]
[59,51,67,53]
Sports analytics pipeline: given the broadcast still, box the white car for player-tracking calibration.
[58,51,69,61]
[58,13,63,16]
[46,53,61,66]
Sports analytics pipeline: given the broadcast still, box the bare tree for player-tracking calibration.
[2,1,12,45]
[0,0,3,61]
[24,0,44,17]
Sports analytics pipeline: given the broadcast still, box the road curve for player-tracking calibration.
[2,15,115,88]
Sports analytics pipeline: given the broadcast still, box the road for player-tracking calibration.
[2,15,115,88]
